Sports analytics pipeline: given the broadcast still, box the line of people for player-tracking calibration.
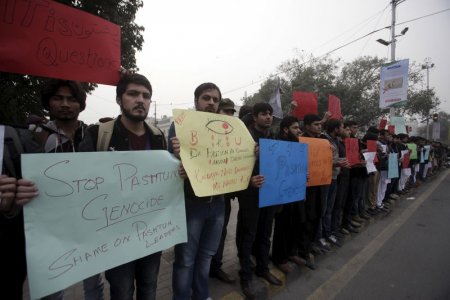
[1,73,448,300]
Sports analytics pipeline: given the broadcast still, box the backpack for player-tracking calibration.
[96,120,165,151]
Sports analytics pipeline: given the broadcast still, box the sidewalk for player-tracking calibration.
[23,170,446,299]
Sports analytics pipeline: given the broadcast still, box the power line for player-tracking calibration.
[223,7,450,96]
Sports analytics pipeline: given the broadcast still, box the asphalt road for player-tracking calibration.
[275,170,450,300]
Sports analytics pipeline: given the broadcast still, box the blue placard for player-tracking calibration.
[388,152,399,179]
[259,139,308,207]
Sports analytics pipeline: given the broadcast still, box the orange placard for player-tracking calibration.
[298,137,332,186]
[0,0,120,85]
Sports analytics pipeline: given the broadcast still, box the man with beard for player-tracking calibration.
[168,83,225,300]
[76,73,166,300]
[271,116,306,274]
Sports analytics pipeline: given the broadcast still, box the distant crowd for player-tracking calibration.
[1,73,448,300]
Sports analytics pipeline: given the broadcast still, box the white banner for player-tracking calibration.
[379,59,409,108]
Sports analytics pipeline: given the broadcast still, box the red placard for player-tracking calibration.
[292,91,318,120]
[367,140,379,163]
[379,119,387,130]
[388,125,395,134]
[402,152,410,168]
[345,138,360,166]
[328,94,342,120]
[0,0,120,85]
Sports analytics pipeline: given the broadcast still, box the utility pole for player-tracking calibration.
[389,0,397,118]
[422,58,435,139]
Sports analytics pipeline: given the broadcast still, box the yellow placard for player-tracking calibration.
[173,109,257,197]
[298,137,332,186]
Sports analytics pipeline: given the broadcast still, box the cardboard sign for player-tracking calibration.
[379,119,387,130]
[292,91,318,120]
[328,95,342,120]
[388,152,399,178]
[22,151,186,299]
[298,137,332,186]
[344,138,360,166]
[173,109,256,197]
[387,125,395,134]
[0,0,120,85]
[363,152,377,174]
[367,140,379,163]
[407,143,417,160]
[402,152,410,168]
[390,116,407,134]
[259,139,308,207]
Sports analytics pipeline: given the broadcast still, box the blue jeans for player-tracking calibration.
[172,196,224,300]
[41,274,104,300]
[105,252,161,300]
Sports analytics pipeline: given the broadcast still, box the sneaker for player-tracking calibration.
[311,244,323,255]
[319,238,331,252]
[327,235,342,247]
[350,220,362,228]
[390,193,400,199]
[360,213,371,220]
[345,224,360,233]
[340,227,350,235]
[210,268,236,284]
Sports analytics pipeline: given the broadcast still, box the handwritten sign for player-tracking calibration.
[344,138,360,166]
[0,0,120,85]
[407,143,417,160]
[22,151,186,299]
[388,125,395,135]
[259,139,308,207]
[424,145,431,160]
[388,152,399,179]
[390,116,407,134]
[292,91,318,120]
[298,137,332,186]
[328,95,342,120]
[173,109,256,197]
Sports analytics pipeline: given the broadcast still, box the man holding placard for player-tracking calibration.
[16,79,104,300]
[168,83,225,300]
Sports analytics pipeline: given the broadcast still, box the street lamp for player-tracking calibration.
[422,58,435,139]
[376,26,409,47]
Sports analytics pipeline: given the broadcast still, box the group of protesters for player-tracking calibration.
[1,73,448,300]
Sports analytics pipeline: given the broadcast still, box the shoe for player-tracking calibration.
[311,244,324,255]
[210,268,236,284]
[352,215,364,223]
[276,262,292,274]
[350,220,361,228]
[334,231,345,239]
[288,255,303,266]
[360,213,371,220]
[318,238,331,252]
[390,193,400,199]
[302,254,316,270]
[327,235,342,247]
[257,271,282,286]
[240,280,256,300]
[340,227,350,235]
[367,208,378,216]
[345,224,360,233]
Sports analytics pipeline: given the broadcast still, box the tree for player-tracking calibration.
[0,0,144,125]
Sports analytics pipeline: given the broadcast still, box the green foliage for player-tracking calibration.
[0,0,144,125]
[243,54,440,127]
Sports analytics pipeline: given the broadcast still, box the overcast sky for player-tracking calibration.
[80,0,450,124]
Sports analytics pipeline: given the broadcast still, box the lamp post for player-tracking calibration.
[376,0,408,118]
[422,59,435,139]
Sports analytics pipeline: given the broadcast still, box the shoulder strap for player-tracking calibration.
[97,120,115,151]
